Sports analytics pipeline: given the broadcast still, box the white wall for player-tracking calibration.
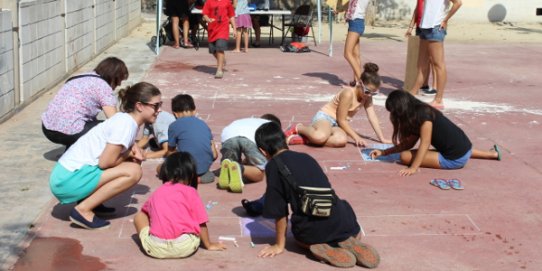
[376,0,542,22]
[0,0,142,121]
[0,10,15,118]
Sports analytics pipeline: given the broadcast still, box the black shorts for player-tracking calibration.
[165,0,190,18]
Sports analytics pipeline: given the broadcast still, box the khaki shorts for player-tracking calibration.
[139,226,200,259]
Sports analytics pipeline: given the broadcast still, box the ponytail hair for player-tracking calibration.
[94,57,129,90]
[117,82,161,113]
[360,62,381,87]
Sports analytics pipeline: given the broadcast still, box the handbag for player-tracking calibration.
[274,156,336,217]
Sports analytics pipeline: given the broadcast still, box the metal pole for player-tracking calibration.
[317,0,321,44]
[155,0,162,55]
[328,7,333,57]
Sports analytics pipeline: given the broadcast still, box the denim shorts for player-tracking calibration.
[221,136,267,170]
[311,111,338,127]
[347,18,365,35]
[209,39,228,54]
[438,149,471,169]
[416,26,447,42]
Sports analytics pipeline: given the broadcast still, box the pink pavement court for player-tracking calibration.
[10,40,542,271]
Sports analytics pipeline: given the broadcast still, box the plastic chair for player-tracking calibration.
[281,4,316,46]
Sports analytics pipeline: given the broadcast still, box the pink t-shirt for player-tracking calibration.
[41,72,117,135]
[141,182,208,239]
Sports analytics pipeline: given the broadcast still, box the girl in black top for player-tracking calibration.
[371,90,500,176]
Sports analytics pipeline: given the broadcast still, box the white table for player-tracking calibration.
[191,9,292,44]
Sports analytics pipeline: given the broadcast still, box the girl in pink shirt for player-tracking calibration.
[134,152,226,258]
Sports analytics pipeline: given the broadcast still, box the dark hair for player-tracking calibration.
[385,90,437,145]
[117,82,161,113]
[158,152,199,189]
[171,94,196,113]
[255,122,288,157]
[260,113,282,128]
[94,57,129,90]
[360,62,381,88]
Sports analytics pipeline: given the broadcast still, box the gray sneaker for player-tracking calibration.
[215,70,223,79]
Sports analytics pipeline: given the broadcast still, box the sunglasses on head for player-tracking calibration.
[362,86,378,96]
[141,101,163,112]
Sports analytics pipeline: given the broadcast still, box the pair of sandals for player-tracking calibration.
[430,179,464,190]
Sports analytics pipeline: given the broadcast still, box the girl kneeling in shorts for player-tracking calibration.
[370,90,500,176]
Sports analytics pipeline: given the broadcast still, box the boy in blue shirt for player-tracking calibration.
[167,94,217,183]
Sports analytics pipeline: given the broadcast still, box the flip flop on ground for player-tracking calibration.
[430,179,451,190]
[447,179,464,190]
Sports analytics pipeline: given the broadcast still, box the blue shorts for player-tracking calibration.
[49,163,103,204]
[416,26,446,42]
[311,111,338,127]
[438,149,471,169]
[347,19,365,35]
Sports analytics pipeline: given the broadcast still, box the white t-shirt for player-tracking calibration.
[352,0,369,20]
[221,118,270,143]
[59,113,139,171]
[420,0,450,29]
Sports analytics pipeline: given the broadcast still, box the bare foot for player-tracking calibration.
[243,48,248,53]
[172,43,180,49]
[232,49,241,53]
[430,101,444,110]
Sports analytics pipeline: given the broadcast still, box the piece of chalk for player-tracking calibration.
[218,236,236,241]
[330,166,347,170]
[250,241,255,248]
[233,241,239,247]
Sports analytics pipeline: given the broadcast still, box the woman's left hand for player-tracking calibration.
[258,244,284,258]
[399,167,418,176]
[130,145,144,162]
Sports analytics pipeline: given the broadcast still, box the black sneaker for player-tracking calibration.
[421,88,437,96]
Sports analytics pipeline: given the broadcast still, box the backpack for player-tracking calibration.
[280,42,310,53]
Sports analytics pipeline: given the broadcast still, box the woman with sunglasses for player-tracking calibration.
[49,82,162,230]
[284,63,390,147]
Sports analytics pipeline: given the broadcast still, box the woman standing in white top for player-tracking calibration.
[406,0,462,109]
[343,0,370,87]
[49,82,163,230]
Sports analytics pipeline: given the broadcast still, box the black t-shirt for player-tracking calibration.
[421,110,472,160]
[262,150,360,245]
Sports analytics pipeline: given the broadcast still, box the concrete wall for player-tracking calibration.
[0,0,142,122]
[0,10,14,118]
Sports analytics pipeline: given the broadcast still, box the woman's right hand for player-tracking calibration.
[370,149,382,159]
[354,136,367,147]
[405,29,413,37]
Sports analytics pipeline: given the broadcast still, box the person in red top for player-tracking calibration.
[202,0,236,79]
